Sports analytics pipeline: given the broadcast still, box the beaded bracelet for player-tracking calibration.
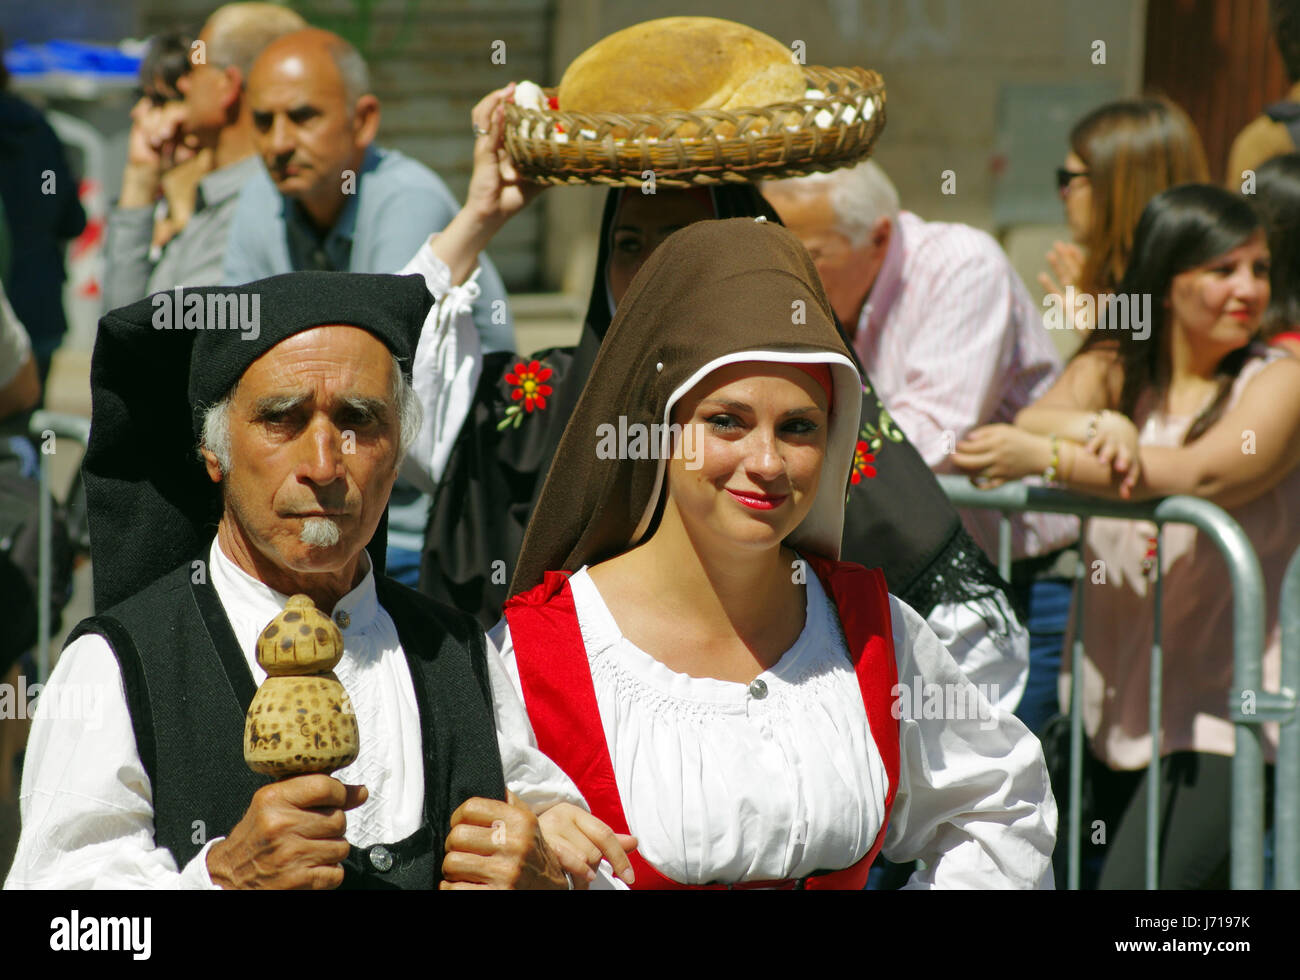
[1043,434,1061,485]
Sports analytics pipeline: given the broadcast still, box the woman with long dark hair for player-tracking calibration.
[954,184,1300,887]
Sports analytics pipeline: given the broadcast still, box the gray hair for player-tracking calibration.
[767,160,901,248]
[200,351,422,475]
[327,37,371,108]
[204,2,307,78]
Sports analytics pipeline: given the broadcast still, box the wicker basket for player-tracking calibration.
[503,66,886,188]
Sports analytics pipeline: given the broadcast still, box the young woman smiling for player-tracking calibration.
[490,217,1056,888]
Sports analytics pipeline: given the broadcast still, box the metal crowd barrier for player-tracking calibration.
[28,410,91,686]
[1278,547,1300,890]
[937,474,1298,890]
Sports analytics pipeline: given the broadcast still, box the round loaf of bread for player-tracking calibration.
[557,17,805,116]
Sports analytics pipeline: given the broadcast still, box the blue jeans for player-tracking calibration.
[865,854,914,889]
[1012,578,1073,737]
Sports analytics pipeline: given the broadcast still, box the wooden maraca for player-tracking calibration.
[244,595,360,776]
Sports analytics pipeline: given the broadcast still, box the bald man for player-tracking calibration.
[105,3,306,309]
[222,28,514,586]
[222,29,512,352]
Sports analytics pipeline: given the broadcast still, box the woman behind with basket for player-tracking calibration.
[417,88,1030,752]
[493,217,1056,889]
[953,184,1300,888]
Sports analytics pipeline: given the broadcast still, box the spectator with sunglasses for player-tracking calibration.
[1040,96,1209,334]
[104,3,305,310]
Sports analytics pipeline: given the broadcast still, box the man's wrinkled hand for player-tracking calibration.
[206,775,366,890]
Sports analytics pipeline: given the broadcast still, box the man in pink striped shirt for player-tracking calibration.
[766,162,1077,736]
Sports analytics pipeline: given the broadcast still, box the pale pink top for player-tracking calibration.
[1069,346,1297,769]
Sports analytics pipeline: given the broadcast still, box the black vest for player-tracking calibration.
[65,562,506,889]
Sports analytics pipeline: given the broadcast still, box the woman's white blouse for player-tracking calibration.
[488,567,1057,888]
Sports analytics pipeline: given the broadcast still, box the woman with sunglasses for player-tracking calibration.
[1041,97,1209,334]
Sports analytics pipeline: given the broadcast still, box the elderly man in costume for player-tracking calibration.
[4,266,635,890]
[5,93,630,891]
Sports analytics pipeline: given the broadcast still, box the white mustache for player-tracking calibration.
[299,517,341,547]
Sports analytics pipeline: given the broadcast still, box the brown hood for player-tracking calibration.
[510,217,862,597]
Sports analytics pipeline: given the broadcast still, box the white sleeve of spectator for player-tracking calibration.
[3,634,222,890]
[882,595,1057,889]
[397,240,485,495]
[0,282,32,391]
[880,251,1018,468]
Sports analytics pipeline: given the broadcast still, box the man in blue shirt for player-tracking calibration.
[224,28,515,584]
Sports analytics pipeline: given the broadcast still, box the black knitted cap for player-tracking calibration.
[84,271,433,612]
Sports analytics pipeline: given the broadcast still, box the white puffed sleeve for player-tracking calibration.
[4,634,223,890]
[397,239,485,494]
[925,598,1029,716]
[883,596,1057,889]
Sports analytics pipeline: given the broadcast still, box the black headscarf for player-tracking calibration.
[84,271,432,612]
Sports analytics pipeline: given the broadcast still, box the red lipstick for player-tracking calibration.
[726,489,788,510]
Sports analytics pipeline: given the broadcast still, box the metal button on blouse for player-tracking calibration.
[748,678,768,700]
[368,845,393,872]
[334,608,351,629]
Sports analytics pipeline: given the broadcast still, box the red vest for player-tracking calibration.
[505,554,901,890]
